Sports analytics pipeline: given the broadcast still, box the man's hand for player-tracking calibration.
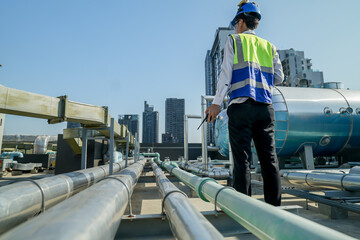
[205,104,221,123]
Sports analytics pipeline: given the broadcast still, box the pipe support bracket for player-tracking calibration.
[340,174,349,191]
[11,179,46,214]
[161,190,188,215]
[214,186,235,212]
[196,178,218,202]
[98,176,134,216]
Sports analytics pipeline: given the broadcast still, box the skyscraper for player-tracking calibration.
[278,49,324,88]
[142,101,159,143]
[205,26,235,144]
[165,98,185,143]
[205,27,235,97]
[118,114,139,141]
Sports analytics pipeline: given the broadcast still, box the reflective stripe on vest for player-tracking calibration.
[230,34,276,104]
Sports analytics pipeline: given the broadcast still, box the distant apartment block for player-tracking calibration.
[142,101,159,143]
[278,48,324,88]
[118,114,139,141]
[165,98,185,143]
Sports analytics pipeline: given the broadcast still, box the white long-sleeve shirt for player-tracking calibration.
[212,30,284,106]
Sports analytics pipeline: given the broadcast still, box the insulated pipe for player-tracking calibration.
[282,171,360,192]
[151,161,224,240]
[158,160,355,240]
[0,160,146,240]
[0,161,131,234]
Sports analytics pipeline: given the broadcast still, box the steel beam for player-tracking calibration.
[0,84,134,144]
[0,114,4,153]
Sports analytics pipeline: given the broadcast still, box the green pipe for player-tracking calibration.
[140,152,160,162]
[159,160,355,240]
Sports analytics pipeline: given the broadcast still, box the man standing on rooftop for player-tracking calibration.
[206,0,284,206]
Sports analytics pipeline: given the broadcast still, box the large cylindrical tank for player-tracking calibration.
[323,82,344,89]
[214,110,229,157]
[215,86,360,158]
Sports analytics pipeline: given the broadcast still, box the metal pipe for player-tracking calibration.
[0,160,146,240]
[201,96,208,171]
[158,160,355,240]
[283,171,360,191]
[134,133,138,162]
[184,115,189,162]
[109,117,115,175]
[125,130,130,168]
[151,161,224,240]
[283,189,360,214]
[81,127,88,169]
[184,114,201,163]
[0,161,129,234]
[140,152,160,162]
[0,114,5,154]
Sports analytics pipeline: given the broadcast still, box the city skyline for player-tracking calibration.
[1,1,360,143]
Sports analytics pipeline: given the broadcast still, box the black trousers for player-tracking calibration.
[227,99,281,206]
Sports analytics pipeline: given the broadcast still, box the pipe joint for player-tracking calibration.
[196,178,218,202]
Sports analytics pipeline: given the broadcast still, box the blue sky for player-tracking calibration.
[1,0,360,142]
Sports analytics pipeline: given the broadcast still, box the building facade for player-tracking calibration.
[278,49,324,88]
[162,132,175,144]
[118,114,139,141]
[205,26,235,144]
[142,101,159,143]
[165,98,185,143]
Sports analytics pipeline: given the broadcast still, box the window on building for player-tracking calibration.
[303,73,307,78]
[302,67,304,70]
[286,53,289,58]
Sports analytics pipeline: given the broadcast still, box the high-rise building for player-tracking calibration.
[142,101,159,143]
[162,132,175,144]
[118,114,139,141]
[0,114,5,153]
[205,26,235,144]
[278,49,324,88]
[165,98,185,143]
[205,27,235,97]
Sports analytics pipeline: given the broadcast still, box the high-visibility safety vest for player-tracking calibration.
[229,33,276,104]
